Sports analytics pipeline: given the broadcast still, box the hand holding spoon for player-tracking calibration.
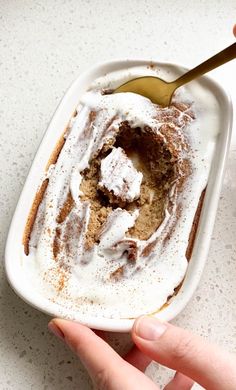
[114,43,236,106]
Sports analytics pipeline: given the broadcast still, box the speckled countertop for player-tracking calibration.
[0,1,235,389]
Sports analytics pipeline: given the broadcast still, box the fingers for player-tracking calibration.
[124,347,193,389]
[93,331,151,372]
[164,372,194,390]
[233,24,236,37]
[124,345,152,371]
[132,316,236,390]
[49,319,159,390]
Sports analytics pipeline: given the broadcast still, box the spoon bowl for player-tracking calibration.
[114,43,236,106]
[115,76,177,107]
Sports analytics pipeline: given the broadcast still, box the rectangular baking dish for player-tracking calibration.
[5,59,233,332]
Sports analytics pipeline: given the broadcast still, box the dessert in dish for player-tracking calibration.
[22,65,220,319]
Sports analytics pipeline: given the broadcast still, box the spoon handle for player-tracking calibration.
[174,42,236,87]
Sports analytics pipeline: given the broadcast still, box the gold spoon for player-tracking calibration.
[114,42,236,107]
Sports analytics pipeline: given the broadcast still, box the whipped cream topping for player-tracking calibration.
[23,64,220,319]
[99,147,143,203]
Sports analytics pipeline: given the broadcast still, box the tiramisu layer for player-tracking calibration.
[23,65,219,318]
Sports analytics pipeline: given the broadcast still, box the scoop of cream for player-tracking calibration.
[98,147,143,203]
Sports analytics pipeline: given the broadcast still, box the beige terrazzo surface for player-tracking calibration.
[0,1,235,389]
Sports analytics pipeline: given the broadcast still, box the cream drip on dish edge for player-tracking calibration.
[23,65,220,319]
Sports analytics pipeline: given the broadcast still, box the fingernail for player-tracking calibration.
[48,320,65,341]
[134,316,167,340]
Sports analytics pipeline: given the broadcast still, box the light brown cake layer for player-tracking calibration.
[78,120,184,250]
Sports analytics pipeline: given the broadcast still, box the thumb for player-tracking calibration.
[132,316,236,390]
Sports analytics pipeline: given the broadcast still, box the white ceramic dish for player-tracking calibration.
[5,59,233,332]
